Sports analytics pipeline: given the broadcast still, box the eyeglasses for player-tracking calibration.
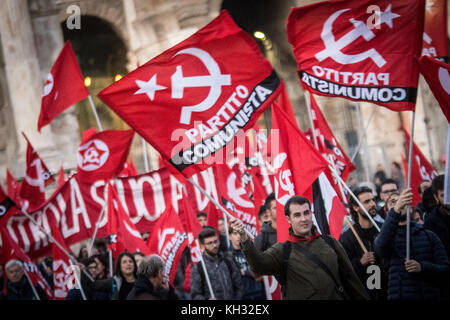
[204,240,219,246]
[381,189,398,194]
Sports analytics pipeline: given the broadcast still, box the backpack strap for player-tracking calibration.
[261,230,270,251]
[279,241,292,296]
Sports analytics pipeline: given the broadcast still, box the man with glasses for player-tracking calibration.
[377,179,399,219]
[190,227,243,300]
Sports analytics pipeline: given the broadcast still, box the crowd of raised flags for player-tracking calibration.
[0,0,449,301]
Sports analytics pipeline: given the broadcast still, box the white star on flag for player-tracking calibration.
[134,75,166,101]
[380,4,401,28]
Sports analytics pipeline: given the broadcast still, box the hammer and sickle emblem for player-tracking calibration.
[315,8,387,67]
[273,153,295,205]
[171,48,231,124]
[83,148,101,165]
[42,73,54,97]
[24,159,46,192]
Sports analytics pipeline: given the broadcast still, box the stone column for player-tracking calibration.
[0,0,60,177]
[29,0,80,172]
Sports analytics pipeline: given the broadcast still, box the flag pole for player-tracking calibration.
[344,216,368,253]
[142,138,150,172]
[350,106,376,162]
[187,177,254,239]
[22,267,41,300]
[355,102,371,182]
[304,91,319,149]
[406,111,416,260]
[195,239,215,299]
[88,95,103,132]
[222,210,230,249]
[328,164,380,232]
[17,207,95,283]
[444,124,450,205]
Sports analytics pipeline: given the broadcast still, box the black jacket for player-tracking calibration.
[254,221,277,252]
[1,276,48,300]
[127,275,177,300]
[375,208,450,300]
[339,221,388,300]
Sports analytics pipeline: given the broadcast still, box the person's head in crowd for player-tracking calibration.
[258,204,271,227]
[84,256,99,278]
[5,260,24,284]
[196,212,207,227]
[78,245,89,262]
[264,193,276,226]
[218,217,226,235]
[432,174,450,214]
[379,179,399,203]
[93,254,108,279]
[42,256,53,277]
[349,186,378,224]
[284,196,313,237]
[116,252,137,280]
[94,239,107,255]
[198,227,220,257]
[141,232,150,242]
[422,187,437,213]
[410,207,424,225]
[385,191,400,213]
[418,180,431,198]
[228,226,241,250]
[133,252,145,268]
[137,254,168,291]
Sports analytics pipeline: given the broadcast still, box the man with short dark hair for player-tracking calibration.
[231,196,369,300]
[254,193,277,252]
[196,212,207,227]
[127,254,177,300]
[190,227,243,300]
[378,179,399,219]
[339,187,387,300]
[417,180,431,218]
[257,204,271,228]
[424,174,450,298]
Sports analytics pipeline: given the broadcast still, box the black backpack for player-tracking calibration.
[197,255,236,297]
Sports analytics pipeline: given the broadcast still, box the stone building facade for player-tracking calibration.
[0,0,448,189]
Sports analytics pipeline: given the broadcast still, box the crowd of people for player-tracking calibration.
[0,172,449,300]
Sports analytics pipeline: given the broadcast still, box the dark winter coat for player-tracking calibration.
[190,252,243,300]
[375,208,450,300]
[1,276,48,300]
[339,221,388,300]
[126,275,177,300]
[254,221,277,252]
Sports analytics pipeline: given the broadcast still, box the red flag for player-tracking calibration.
[38,41,89,131]
[270,102,328,242]
[309,93,355,198]
[106,182,150,259]
[402,127,438,206]
[118,158,139,177]
[146,204,188,286]
[0,224,53,299]
[51,223,73,300]
[287,0,425,111]
[6,169,21,204]
[0,188,20,226]
[422,0,448,60]
[19,133,55,212]
[98,10,281,178]
[418,56,450,123]
[81,127,97,144]
[205,200,220,232]
[57,166,66,187]
[181,193,203,264]
[77,130,134,182]
[213,163,258,238]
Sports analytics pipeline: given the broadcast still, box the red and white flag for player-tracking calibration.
[77,130,134,182]
[181,193,203,264]
[51,223,74,300]
[38,41,89,131]
[118,158,139,177]
[147,204,188,286]
[402,127,438,206]
[105,182,150,259]
[57,166,66,187]
[287,0,426,111]
[98,10,281,178]
[418,56,450,123]
[0,188,20,226]
[6,169,21,205]
[269,102,328,242]
[19,133,55,212]
[0,223,53,299]
[422,0,448,60]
